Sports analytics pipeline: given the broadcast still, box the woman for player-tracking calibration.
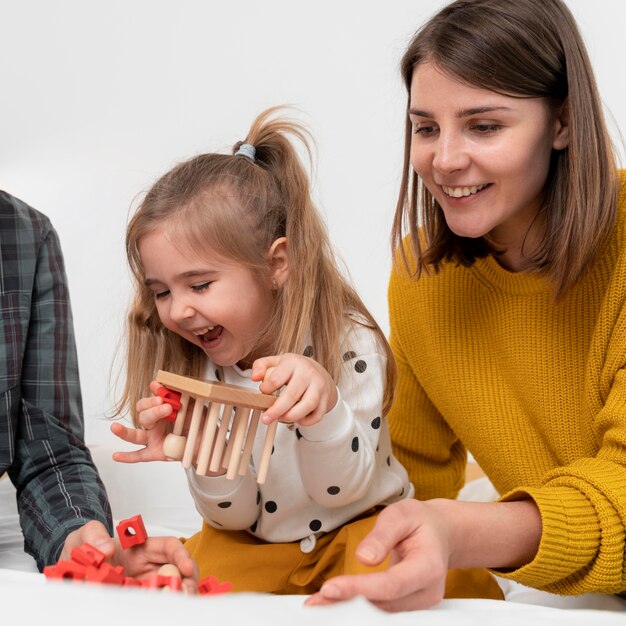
[307,0,626,611]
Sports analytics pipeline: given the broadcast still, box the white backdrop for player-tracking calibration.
[1,0,625,445]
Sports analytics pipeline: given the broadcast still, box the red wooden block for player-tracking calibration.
[44,560,87,581]
[145,573,183,591]
[71,542,106,568]
[197,575,233,595]
[116,514,148,549]
[157,386,182,422]
[85,562,125,585]
[123,576,144,587]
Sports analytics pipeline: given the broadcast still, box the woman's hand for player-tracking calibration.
[252,353,338,427]
[305,497,542,611]
[305,498,451,611]
[111,381,175,463]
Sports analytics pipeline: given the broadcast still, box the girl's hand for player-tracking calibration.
[251,354,338,427]
[111,381,175,463]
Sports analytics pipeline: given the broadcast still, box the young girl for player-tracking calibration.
[111,107,413,593]
[307,0,626,612]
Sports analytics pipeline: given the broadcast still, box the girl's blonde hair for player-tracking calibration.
[118,107,395,422]
[392,0,618,298]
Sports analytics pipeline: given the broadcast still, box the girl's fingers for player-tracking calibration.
[111,422,148,446]
[139,403,175,428]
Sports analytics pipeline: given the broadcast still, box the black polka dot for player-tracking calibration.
[386,455,391,466]
[271,445,275,455]
[309,519,322,532]
[217,501,232,509]
[265,501,278,513]
[376,445,379,452]
[354,360,367,373]
[303,345,314,357]
[250,521,258,533]
[342,351,356,362]
[215,369,221,381]
[256,491,261,505]
[351,437,359,452]
[327,486,340,495]
[371,416,381,429]
[295,428,303,440]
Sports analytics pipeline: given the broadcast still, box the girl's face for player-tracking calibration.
[139,228,275,369]
[409,62,568,269]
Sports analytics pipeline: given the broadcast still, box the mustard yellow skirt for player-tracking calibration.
[182,510,503,600]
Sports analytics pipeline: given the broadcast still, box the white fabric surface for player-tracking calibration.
[1,568,625,626]
[1,448,625,619]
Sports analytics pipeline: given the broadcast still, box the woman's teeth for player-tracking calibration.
[442,183,489,198]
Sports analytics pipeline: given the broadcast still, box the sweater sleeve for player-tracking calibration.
[387,264,467,501]
[495,369,626,595]
[295,321,398,507]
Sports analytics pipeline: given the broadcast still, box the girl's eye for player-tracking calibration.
[192,282,212,293]
[154,289,170,300]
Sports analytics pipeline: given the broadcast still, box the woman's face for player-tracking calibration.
[409,62,568,268]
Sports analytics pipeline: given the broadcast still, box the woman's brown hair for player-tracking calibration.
[392,0,618,296]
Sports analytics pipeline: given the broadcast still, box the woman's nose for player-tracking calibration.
[432,131,470,175]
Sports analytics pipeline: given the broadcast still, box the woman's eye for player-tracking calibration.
[192,282,212,293]
[154,289,170,300]
[471,123,501,134]
[413,124,437,136]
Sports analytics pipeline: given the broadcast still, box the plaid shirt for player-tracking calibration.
[0,190,112,569]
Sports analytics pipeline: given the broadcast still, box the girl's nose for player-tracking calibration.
[169,296,195,324]
[432,131,470,175]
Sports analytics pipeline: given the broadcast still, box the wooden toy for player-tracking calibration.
[155,370,278,484]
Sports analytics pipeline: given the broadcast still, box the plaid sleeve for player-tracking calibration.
[2,198,112,569]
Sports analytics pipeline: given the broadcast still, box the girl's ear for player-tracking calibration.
[267,237,289,288]
[552,99,569,151]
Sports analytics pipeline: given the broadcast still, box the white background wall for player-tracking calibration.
[1,0,625,445]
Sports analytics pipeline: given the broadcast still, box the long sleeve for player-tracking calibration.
[0,193,112,569]
[296,320,410,507]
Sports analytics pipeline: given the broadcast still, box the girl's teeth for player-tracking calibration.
[443,183,488,197]
[194,326,215,336]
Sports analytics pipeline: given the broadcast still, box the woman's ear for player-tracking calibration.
[552,99,569,151]
[267,237,289,288]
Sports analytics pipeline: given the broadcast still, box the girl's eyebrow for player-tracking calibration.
[144,270,218,286]
[408,106,514,118]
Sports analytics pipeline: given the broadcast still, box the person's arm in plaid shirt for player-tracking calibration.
[1,192,196,585]
[2,196,113,568]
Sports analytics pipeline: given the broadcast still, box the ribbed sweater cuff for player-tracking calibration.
[492,485,598,589]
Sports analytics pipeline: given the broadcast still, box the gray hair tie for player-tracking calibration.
[235,143,256,161]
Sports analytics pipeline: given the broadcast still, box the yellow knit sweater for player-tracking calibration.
[388,181,626,595]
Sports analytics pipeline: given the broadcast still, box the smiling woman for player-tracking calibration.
[305,0,626,613]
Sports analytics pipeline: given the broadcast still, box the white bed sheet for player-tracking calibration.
[1,444,625,622]
[1,568,625,626]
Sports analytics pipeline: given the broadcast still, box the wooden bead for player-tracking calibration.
[163,433,187,460]
[157,564,181,578]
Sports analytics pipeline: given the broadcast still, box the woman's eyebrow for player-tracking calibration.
[408,106,513,118]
